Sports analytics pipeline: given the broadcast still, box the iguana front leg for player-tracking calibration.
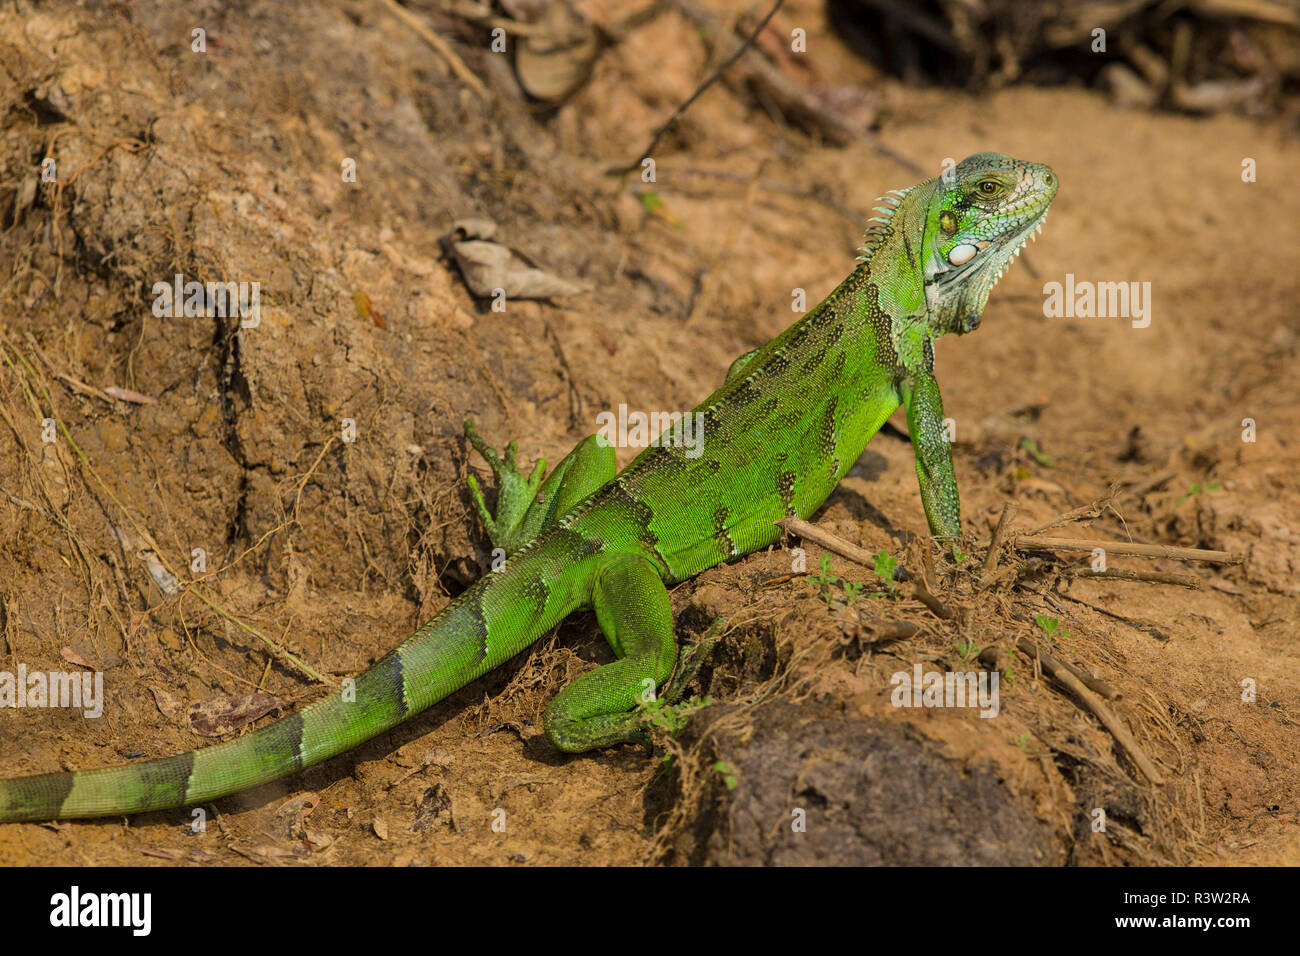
[900,370,961,539]
[464,420,615,554]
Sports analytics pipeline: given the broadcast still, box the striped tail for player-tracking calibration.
[0,540,590,822]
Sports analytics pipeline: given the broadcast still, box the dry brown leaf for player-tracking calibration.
[514,2,600,103]
[103,385,157,405]
[60,646,97,669]
[150,685,184,721]
[448,237,587,299]
[187,691,281,737]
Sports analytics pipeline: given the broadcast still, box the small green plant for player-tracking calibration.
[642,694,712,736]
[956,639,980,661]
[712,761,738,790]
[638,191,665,214]
[1034,613,1069,640]
[950,545,967,564]
[1019,437,1055,467]
[1001,663,1016,687]
[1177,481,1221,505]
[1012,732,1030,753]
[872,548,899,597]
[807,554,871,606]
[807,553,839,604]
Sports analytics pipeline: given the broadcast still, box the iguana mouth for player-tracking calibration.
[936,209,1049,285]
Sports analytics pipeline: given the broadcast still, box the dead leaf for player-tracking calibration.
[410,783,455,832]
[60,646,97,669]
[514,2,600,103]
[275,793,319,816]
[371,817,389,840]
[151,685,184,721]
[448,239,587,299]
[273,792,320,839]
[304,829,335,849]
[353,290,387,329]
[104,385,158,405]
[188,691,280,737]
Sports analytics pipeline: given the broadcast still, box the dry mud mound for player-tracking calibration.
[659,698,1063,866]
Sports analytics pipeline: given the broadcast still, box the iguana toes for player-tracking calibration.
[0,152,1056,822]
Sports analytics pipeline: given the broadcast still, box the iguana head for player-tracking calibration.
[919,152,1057,335]
[860,153,1056,358]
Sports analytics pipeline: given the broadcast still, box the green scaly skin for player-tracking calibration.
[0,153,1056,822]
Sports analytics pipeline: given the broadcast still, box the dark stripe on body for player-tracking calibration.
[0,767,75,820]
[711,506,737,556]
[777,471,797,516]
[227,712,305,778]
[355,648,411,718]
[520,573,549,616]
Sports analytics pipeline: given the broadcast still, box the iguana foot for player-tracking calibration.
[629,637,717,747]
[659,637,716,706]
[464,418,547,556]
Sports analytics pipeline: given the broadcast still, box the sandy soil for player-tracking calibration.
[0,0,1296,866]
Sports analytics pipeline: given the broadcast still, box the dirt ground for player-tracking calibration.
[0,0,1297,866]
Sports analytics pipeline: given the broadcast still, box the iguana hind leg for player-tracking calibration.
[464,420,615,555]
[545,554,687,752]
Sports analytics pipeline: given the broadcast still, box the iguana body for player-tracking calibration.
[0,153,1056,821]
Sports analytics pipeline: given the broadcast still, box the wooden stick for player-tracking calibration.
[909,579,953,620]
[869,620,919,640]
[1015,636,1163,784]
[1013,535,1242,565]
[1024,483,1118,536]
[850,620,919,644]
[776,517,952,619]
[978,501,1017,586]
[1063,567,1201,588]
[1024,642,1119,699]
[778,516,876,566]
[380,0,489,100]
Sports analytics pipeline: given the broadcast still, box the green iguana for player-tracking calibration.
[0,152,1056,822]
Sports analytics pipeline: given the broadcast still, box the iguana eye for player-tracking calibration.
[977,180,1001,197]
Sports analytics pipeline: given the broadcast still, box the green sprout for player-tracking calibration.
[1177,481,1221,505]
[872,548,899,597]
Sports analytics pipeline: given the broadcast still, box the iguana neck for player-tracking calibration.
[857,176,948,371]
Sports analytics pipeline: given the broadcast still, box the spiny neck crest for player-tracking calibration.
[856,186,913,262]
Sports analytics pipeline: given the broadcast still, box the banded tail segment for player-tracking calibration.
[0,536,593,822]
